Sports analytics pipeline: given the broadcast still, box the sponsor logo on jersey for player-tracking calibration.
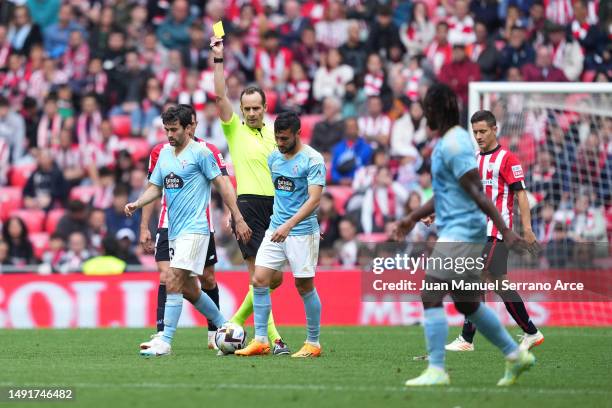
[274,176,295,196]
[512,165,524,179]
[164,172,184,190]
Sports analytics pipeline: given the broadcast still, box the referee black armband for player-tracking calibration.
[509,181,525,191]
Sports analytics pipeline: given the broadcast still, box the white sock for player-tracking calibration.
[306,340,320,348]
[255,335,268,344]
[506,349,521,361]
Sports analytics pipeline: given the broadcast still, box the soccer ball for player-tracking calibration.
[215,323,247,354]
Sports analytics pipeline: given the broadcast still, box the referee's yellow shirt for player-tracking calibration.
[221,112,276,197]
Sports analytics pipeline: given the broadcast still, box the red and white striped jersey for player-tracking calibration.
[148,139,228,232]
[477,145,526,239]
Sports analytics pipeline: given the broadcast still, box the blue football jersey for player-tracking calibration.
[431,126,486,242]
[268,145,326,236]
[150,140,221,240]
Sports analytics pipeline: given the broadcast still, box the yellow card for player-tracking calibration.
[213,21,225,38]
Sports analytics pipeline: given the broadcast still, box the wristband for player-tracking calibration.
[213,57,224,63]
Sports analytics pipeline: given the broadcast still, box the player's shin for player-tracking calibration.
[253,286,271,344]
[230,285,254,326]
[161,293,183,344]
[423,307,448,370]
[193,290,226,329]
[466,303,519,358]
[156,284,166,333]
[301,288,321,347]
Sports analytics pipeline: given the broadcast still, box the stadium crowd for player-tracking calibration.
[0,0,610,272]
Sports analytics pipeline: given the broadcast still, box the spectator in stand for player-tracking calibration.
[91,167,115,209]
[353,148,390,192]
[341,80,367,119]
[310,96,344,154]
[156,0,193,50]
[87,207,107,254]
[283,61,312,114]
[292,25,327,79]
[402,190,432,242]
[23,149,67,211]
[415,167,434,202]
[570,0,608,71]
[138,31,167,77]
[232,3,264,50]
[0,240,11,266]
[87,6,114,56]
[528,150,564,206]
[571,194,608,244]
[470,0,500,36]
[279,0,311,48]
[125,4,148,49]
[334,217,360,266]
[52,124,86,188]
[424,21,453,76]
[158,49,186,102]
[43,4,83,58]
[535,201,557,243]
[526,1,547,45]
[467,21,501,80]
[358,95,392,148]
[318,192,341,250]
[40,233,66,273]
[255,30,292,93]
[76,93,102,148]
[114,149,134,186]
[522,44,569,81]
[2,216,36,266]
[315,0,349,48]
[391,98,427,155]
[545,223,575,268]
[105,183,139,238]
[500,25,535,76]
[360,166,408,234]
[194,102,227,154]
[339,20,368,77]
[62,29,89,83]
[7,5,42,56]
[26,0,61,30]
[55,200,89,241]
[313,48,354,102]
[500,4,528,41]
[56,230,92,273]
[363,53,389,100]
[127,167,147,204]
[0,137,8,185]
[181,23,209,71]
[0,25,10,68]
[1,53,28,106]
[0,95,26,164]
[367,5,403,58]
[399,1,435,58]
[447,0,476,46]
[226,31,256,83]
[439,43,482,111]
[115,228,141,264]
[331,117,373,185]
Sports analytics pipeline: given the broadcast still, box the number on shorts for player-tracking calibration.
[169,247,174,260]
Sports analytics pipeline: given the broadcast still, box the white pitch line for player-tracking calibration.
[0,382,609,396]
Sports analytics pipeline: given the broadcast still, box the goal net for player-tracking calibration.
[468,82,612,326]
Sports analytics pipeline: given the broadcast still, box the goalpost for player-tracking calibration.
[468,82,612,326]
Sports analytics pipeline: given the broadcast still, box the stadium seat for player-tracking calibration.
[110,115,132,139]
[46,208,66,234]
[29,232,50,260]
[123,138,151,162]
[10,209,46,233]
[0,186,22,221]
[326,186,354,215]
[357,233,388,243]
[69,185,96,204]
[9,162,37,187]
[265,90,278,114]
[300,114,322,145]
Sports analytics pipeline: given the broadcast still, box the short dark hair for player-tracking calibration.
[470,110,497,127]
[240,86,267,106]
[178,103,196,120]
[274,111,301,134]
[161,105,192,128]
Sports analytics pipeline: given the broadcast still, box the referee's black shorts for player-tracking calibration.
[481,237,509,277]
[154,228,218,268]
[232,194,274,259]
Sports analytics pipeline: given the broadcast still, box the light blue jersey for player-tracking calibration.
[431,126,486,242]
[150,140,221,240]
[268,145,326,236]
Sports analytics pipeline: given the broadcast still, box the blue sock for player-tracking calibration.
[423,307,448,370]
[467,303,518,356]
[253,286,271,342]
[193,291,226,329]
[162,293,183,344]
[301,289,321,344]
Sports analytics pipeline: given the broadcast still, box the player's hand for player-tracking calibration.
[523,228,541,256]
[394,216,416,241]
[124,201,139,217]
[421,214,435,227]
[210,36,223,57]
[140,228,154,254]
[502,228,527,254]
[271,223,292,243]
[234,218,252,244]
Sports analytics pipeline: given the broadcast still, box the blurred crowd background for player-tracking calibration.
[0,0,610,273]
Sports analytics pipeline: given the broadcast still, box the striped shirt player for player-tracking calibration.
[148,139,228,267]
[477,145,526,240]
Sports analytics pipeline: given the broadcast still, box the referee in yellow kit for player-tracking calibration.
[210,35,289,355]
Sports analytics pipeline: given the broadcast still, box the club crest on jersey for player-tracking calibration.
[292,164,299,175]
[274,175,295,197]
[164,172,184,191]
[512,165,524,179]
[180,159,187,169]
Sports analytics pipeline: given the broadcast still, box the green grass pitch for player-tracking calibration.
[1,326,610,408]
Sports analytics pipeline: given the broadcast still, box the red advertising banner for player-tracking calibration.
[1,271,611,328]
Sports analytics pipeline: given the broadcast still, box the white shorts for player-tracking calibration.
[255,230,320,278]
[169,233,210,276]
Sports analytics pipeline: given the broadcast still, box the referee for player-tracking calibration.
[210,35,289,355]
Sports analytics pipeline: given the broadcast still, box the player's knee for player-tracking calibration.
[158,262,170,284]
[294,278,314,296]
[270,270,283,290]
[201,267,216,290]
[454,301,480,315]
